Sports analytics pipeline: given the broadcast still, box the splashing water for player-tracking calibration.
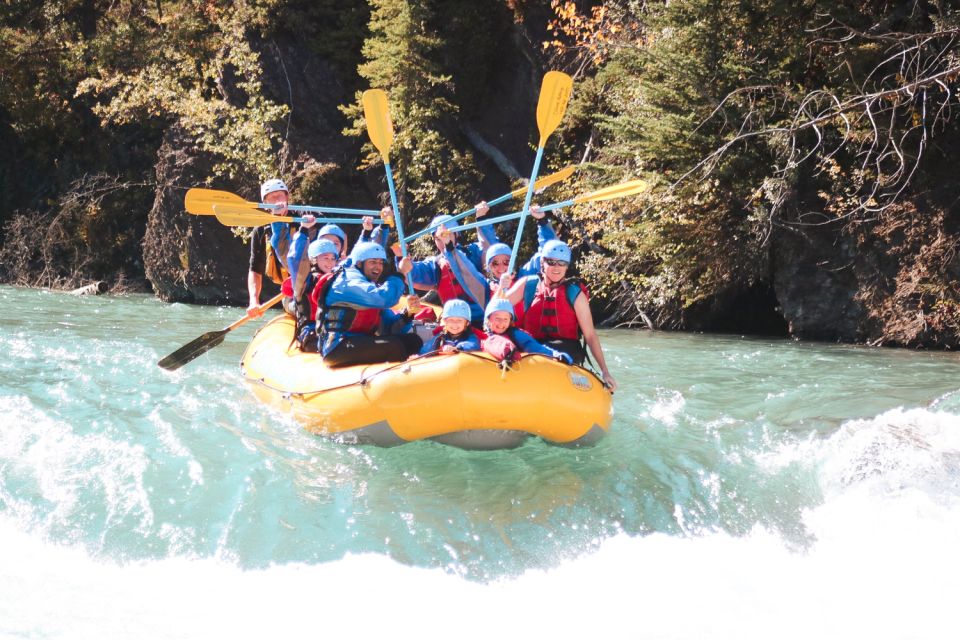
[1,286,958,638]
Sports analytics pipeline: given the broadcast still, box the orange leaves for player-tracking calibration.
[544,0,618,67]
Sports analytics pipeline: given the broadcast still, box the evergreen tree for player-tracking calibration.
[341,0,480,227]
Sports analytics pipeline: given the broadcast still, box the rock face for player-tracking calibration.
[142,40,359,305]
[772,226,870,342]
[143,126,251,304]
[768,199,960,347]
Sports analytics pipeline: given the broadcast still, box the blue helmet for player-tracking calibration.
[260,178,288,199]
[485,243,512,266]
[441,299,471,322]
[317,224,347,248]
[484,297,515,322]
[351,241,386,264]
[429,214,457,235]
[541,239,572,263]
[308,238,339,260]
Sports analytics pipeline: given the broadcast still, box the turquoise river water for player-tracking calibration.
[1,285,958,639]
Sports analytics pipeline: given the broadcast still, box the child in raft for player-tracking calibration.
[419,299,485,356]
[282,237,340,352]
[481,298,572,364]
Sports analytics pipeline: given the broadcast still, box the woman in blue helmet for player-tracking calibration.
[283,238,339,352]
[419,299,484,356]
[481,297,572,364]
[498,239,617,391]
[316,241,422,367]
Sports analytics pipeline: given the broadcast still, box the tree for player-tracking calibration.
[340,0,480,229]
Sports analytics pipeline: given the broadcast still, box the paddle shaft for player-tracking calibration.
[406,190,516,242]
[267,203,380,216]
[230,214,382,226]
[185,189,380,217]
[383,162,415,293]
[446,199,574,233]
[405,166,575,242]
[508,147,545,273]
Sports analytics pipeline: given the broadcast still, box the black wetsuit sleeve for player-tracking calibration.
[249,225,268,274]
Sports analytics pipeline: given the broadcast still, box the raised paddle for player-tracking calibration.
[157,293,284,371]
[210,204,383,228]
[405,165,576,242]
[362,88,414,293]
[184,188,380,217]
[508,71,572,273]
[444,179,651,233]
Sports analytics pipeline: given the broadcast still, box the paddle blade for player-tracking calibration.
[184,188,253,215]
[158,329,228,371]
[536,71,573,147]
[362,89,394,161]
[508,165,576,199]
[573,179,650,205]
[212,204,296,227]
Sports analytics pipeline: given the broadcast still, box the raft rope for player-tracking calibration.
[244,349,606,401]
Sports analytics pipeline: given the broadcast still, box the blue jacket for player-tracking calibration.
[362,223,393,252]
[500,327,572,363]
[286,227,321,299]
[317,266,408,356]
[443,219,560,311]
[418,328,482,355]
[408,248,486,325]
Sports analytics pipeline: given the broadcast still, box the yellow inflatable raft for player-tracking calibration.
[239,315,614,449]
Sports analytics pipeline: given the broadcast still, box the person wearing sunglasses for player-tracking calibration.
[497,239,618,391]
[429,205,560,317]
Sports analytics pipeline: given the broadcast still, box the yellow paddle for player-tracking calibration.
[184,187,380,216]
[184,188,255,215]
[508,71,573,272]
[362,88,415,293]
[210,204,382,228]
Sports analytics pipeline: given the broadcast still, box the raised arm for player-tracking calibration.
[443,243,491,308]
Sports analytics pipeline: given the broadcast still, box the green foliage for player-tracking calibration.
[340,0,481,228]
[75,0,289,181]
[550,0,960,331]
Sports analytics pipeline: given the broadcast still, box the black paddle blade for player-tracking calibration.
[157,329,228,371]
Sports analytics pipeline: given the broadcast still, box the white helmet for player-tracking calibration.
[260,178,289,200]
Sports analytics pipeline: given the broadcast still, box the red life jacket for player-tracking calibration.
[346,308,382,334]
[281,277,294,298]
[436,260,467,303]
[307,274,323,321]
[315,269,383,335]
[521,276,585,341]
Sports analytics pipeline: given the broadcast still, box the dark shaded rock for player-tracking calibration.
[143,126,251,304]
[771,225,870,342]
[682,283,789,336]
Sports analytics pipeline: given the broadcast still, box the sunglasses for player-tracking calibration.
[489,258,510,267]
[543,258,569,267]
